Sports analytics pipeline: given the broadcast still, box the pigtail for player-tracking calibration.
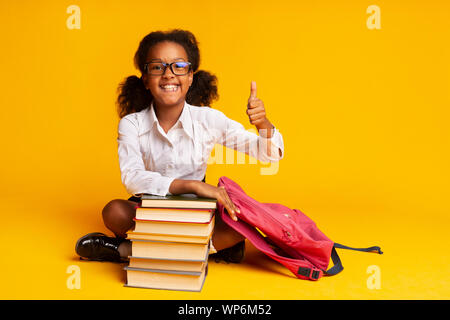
[116,75,152,118]
[186,70,219,107]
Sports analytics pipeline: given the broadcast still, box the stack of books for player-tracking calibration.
[124,193,217,292]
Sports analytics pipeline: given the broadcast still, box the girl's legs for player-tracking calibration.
[102,199,138,258]
[101,199,245,257]
[211,211,246,251]
[102,199,138,238]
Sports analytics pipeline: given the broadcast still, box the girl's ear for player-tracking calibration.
[142,74,148,90]
[188,70,194,88]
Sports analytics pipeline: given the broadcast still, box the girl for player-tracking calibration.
[75,29,284,264]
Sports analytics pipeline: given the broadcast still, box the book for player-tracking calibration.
[128,256,206,273]
[140,193,217,209]
[130,239,210,260]
[133,216,215,237]
[124,193,216,292]
[126,230,211,244]
[135,206,214,223]
[124,264,208,292]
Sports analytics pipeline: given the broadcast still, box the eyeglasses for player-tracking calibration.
[144,61,192,75]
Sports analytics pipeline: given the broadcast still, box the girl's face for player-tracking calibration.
[142,41,193,109]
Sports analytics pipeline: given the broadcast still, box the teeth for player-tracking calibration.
[161,85,179,91]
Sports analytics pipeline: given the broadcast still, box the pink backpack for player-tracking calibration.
[216,176,382,280]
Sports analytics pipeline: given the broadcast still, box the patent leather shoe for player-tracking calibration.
[75,232,127,263]
[210,240,245,264]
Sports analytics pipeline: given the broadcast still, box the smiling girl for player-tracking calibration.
[75,29,284,264]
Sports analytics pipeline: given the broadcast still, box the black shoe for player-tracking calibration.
[210,240,245,264]
[75,232,127,263]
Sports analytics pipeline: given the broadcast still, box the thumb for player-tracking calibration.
[249,81,257,99]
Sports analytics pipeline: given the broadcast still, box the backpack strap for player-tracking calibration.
[324,243,383,276]
[334,242,383,254]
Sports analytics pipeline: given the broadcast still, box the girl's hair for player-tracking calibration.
[117,29,219,118]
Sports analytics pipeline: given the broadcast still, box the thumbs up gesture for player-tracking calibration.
[247,81,274,136]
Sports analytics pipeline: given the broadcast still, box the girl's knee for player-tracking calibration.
[102,199,122,222]
[102,199,135,229]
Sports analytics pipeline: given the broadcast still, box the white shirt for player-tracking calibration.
[117,101,285,196]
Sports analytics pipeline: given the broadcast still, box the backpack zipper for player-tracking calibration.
[257,208,292,241]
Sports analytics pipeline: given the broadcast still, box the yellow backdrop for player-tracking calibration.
[0,0,448,299]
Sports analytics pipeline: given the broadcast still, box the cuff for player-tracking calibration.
[257,127,284,161]
[133,176,176,197]
[156,176,176,196]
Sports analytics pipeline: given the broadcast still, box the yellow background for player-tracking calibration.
[0,0,449,299]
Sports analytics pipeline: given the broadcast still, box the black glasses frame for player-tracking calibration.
[144,61,192,75]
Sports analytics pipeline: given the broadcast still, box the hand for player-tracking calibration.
[193,181,240,221]
[246,81,269,128]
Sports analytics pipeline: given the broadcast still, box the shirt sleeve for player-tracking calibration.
[117,117,175,196]
[214,110,284,162]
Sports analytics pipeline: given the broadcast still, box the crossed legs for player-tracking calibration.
[101,199,245,256]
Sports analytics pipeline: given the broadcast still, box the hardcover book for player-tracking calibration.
[135,206,214,223]
[124,264,208,292]
[130,239,210,260]
[128,255,206,273]
[126,230,211,244]
[140,193,217,209]
[132,216,215,237]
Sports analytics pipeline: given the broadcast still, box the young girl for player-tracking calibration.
[75,29,284,264]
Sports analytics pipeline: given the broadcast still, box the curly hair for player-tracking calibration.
[116,29,219,118]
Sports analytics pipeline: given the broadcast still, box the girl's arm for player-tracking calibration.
[169,179,239,221]
[254,118,283,158]
[246,81,283,159]
[210,81,284,163]
[215,112,284,163]
[119,116,240,220]
[118,116,175,196]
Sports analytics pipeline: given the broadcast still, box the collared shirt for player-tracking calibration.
[117,101,285,196]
